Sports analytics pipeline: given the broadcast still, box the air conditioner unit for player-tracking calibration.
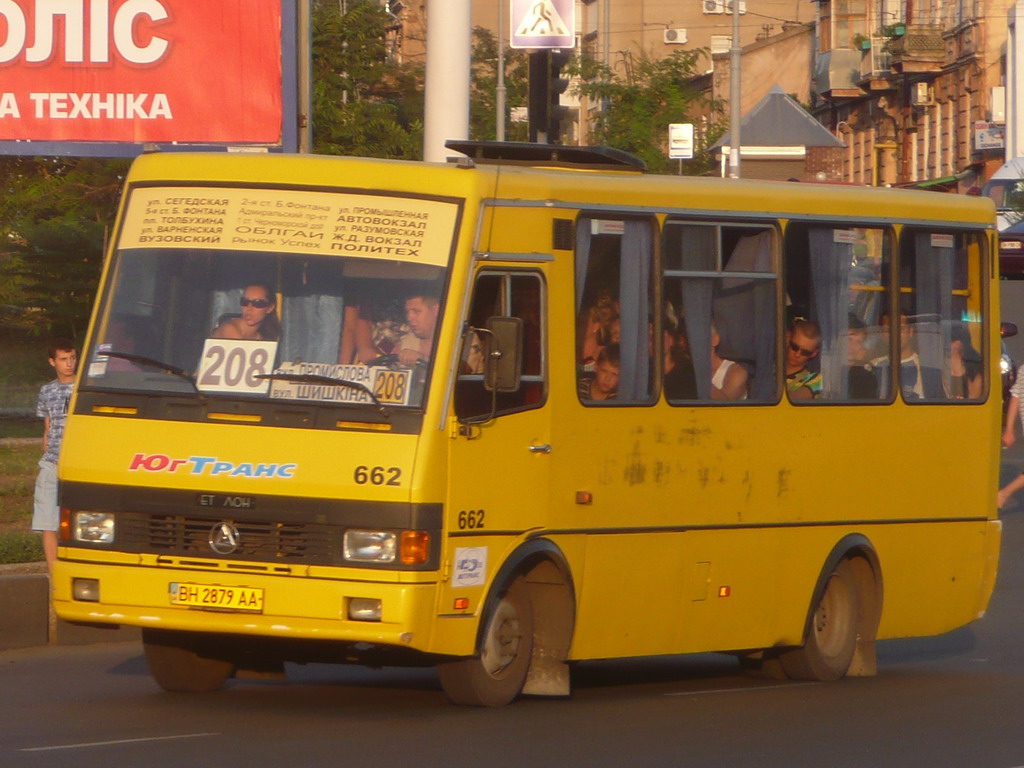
[911,82,933,106]
[724,0,747,13]
[703,0,724,14]
[663,28,688,44]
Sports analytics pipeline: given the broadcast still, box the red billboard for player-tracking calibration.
[0,0,290,150]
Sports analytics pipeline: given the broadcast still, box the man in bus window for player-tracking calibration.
[847,313,879,399]
[710,323,748,400]
[869,314,943,400]
[396,293,440,367]
[785,319,822,400]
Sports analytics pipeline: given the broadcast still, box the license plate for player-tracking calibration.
[169,582,264,612]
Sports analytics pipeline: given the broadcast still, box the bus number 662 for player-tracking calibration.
[458,510,486,530]
[353,465,402,486]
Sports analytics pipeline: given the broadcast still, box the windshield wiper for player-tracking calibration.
[100,350,204,397]
[254,372,384,411]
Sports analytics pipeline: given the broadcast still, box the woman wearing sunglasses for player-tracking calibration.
[213,283,281,341]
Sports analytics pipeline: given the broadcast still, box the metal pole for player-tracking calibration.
[423,0,471,162]
[603,0,610,69]
[728,0,741,178]
[497,0,506,141]
[297,0,312,153]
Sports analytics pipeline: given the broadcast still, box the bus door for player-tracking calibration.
[445,270,549,604]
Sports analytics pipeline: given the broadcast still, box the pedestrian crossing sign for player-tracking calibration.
[511,0,575,49]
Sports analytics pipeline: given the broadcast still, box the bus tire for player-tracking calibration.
[437,576,533,706]
[142,629,234,693]
[779,558,860,681]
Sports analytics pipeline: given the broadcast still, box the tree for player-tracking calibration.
[0,157,127,337]
[311,0,423,158]
[571,49,724,175]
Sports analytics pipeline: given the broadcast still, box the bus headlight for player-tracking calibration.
[73,512,115,544]
[344,530,396,563]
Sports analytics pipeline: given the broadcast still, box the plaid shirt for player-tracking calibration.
[37,379,73,464]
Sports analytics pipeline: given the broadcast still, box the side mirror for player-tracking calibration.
[1002,321,1019,340]
[483,316,523,393]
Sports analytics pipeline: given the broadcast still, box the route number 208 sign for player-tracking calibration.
[197,339,277,394]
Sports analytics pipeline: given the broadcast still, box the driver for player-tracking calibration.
[396,293,440,367]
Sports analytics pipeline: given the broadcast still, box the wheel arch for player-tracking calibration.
[799,533,884,677]
[478,537,576,696]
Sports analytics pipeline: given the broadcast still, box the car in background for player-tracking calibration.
[1000,219,1024,279]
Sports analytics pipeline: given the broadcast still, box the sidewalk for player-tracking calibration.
[0,562,139,650]
[0,433,137,650]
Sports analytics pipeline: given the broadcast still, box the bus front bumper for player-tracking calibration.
[52,556,443,653]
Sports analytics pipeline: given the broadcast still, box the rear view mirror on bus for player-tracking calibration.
[483,316,523,393]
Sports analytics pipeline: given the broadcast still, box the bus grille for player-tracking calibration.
[118,514,339,565]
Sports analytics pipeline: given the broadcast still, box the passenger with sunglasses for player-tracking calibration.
[213,283,281,341]
[785,319,822,400]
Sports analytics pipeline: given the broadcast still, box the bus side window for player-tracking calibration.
[899,230,985,402]
[454,272,545,420]
[575,216,656,405]
[782,223,890,403]
[662,221,777,404]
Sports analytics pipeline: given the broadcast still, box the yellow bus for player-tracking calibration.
[53,142,1001,705]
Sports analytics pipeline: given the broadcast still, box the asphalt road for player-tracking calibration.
[1,502,1023,768]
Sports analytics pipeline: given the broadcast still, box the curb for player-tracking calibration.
[0,569,139,651]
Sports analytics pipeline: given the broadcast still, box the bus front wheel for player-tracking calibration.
[142,628,234,693]
[437,576,534,706]
[779,558,860,681]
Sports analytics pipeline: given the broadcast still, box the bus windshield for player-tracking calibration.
[82,185,458,410]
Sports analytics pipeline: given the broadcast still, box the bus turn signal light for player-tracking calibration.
[400,530,429,565]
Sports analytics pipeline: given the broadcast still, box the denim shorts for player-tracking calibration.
[32,460,59,532]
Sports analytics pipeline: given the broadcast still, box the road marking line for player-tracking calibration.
[20,733,220,752]
[665,682,818,697]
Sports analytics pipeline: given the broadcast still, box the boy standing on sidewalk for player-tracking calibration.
[33,339,77,573]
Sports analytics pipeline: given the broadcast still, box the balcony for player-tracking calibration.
[813,48,863,100]
[858,36,895,91]
[885,25,945,73]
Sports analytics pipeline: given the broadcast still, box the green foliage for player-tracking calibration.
[0,532,43,565]
[0,333,52,414]
[0,157,127,336]
[312,0,424,158]
[0,441,38,528]
[570,50,724,175]
[469,27,530,142]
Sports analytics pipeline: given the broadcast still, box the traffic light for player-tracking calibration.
[528,51,550,143]
[528,50,574,144]
[548,49,573,143]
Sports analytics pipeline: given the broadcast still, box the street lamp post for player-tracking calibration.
[728,0,741,178]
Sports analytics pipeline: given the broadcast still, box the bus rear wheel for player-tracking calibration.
[779,558,860,681]
[142,628,234,693]
[437,576,533,706]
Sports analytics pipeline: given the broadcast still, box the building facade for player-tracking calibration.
[810,0,1008,188]
[383,1,1011,186]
